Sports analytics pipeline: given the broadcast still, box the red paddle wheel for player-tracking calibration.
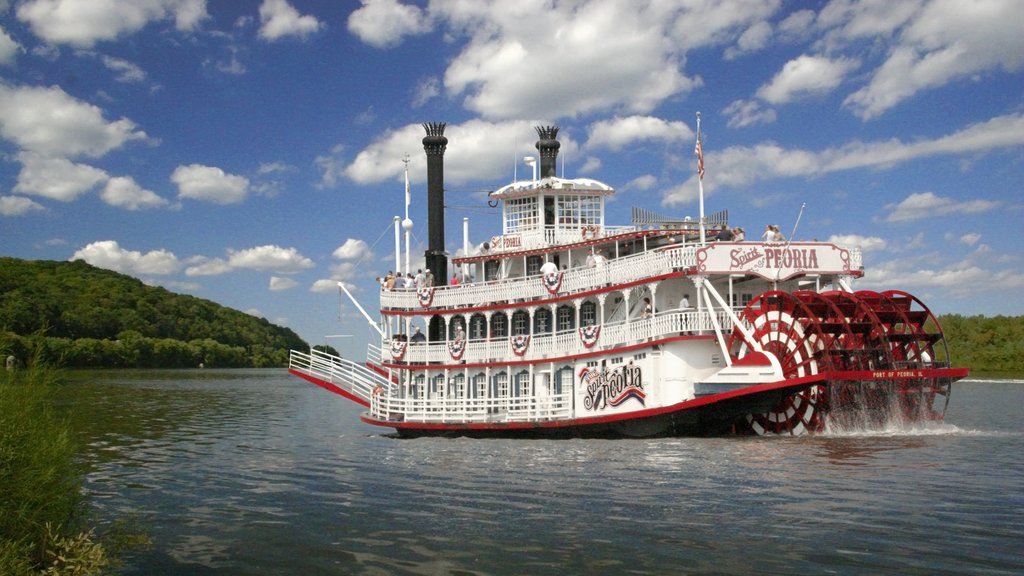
[727,291,832,435]
[729,289,955,435]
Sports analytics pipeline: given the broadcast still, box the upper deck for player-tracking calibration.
[381,241,864,313]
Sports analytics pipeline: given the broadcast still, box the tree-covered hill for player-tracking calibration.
[0,257,307,368]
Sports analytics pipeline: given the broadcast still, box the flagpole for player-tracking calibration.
[696,112,706,246]
[402,155,412,276]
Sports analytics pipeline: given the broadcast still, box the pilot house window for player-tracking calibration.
[505,197,538,233]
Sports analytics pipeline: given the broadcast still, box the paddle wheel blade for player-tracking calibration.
[729,289,963,436]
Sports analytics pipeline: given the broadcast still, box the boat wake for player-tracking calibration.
[819,421,1013,438]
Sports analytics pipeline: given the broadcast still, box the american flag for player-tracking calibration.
[694,137,704,181]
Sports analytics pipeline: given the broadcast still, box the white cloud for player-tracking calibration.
[258,0,323,41]
[0,84,148,158]
[722,99,777,128]
[171,164,249,204]
[625,174,657,191]
[101,55,146,83]
[184,257,231,276]
[725,21,772,59]
[0,195,45,216]
[101,176,168,210]
[71,240,182,275]
[817,0,921,44]
[827,234,887,252]
[269,276,299,291]
[314,143,346,189]
[226,245,314,273]
[412,77,439,108]
[0,27,22,66]
[347,0,430,48]
[842,0,1024,118]
[586,116,694,151]
[757,54,860,104]
[883,192,999,223]
[344,119,578,186]
[333,238,371,260]
[441,2,700,120]
[662,112,1024,205]
[859,257,1024,298]
[312,278,355,293]
[14,153,107,201]
[959,233,982,246]
[16,0,207,47]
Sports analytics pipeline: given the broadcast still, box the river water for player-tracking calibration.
[65,370,1023,575]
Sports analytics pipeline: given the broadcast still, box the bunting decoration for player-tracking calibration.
[417,287,434,308]
[579,324,601,348]
[510,334,531,356]
[389,338,407,361]
[541,271,563,294]
[448,338,466,361]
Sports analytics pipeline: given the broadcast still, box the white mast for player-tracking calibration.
[401,155,413,276]
[695,112,706,246]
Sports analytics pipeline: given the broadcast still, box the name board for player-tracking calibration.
[580,362,645,411]
[695,243,852,281]
[489,234,522,250]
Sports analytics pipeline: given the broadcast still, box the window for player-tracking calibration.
[556,305,575,331]
[534,308,552,334]
[484,260,500,281]
[449,316,465,340]
[515,370,531,397]
[555,365,574,396]
[557,194,602,227]
[493,372,509,398]
[511,310,529,335]
[505,196,538,233]
[473,372,487,400]
[491,312,508,338]
[469,313,487,340]
[581,301,597,326]
[526,255,543,276]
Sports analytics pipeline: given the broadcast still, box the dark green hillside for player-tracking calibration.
[0,257,307,368]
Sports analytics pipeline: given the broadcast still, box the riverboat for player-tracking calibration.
[288,121,969,437]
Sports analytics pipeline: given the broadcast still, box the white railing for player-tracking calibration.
[289,348,387,403]
[387,309,730,365]
[381,243,863,312]
[368,390,574,424]
[381,245,699,310]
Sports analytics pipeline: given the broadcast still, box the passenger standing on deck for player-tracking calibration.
[540,259,558,277]
[642,297,653,319]
[762,225,776,243]
[773,225,785,242]
[425,269,434,287]
[450,273,459,286]
[414,269,425,290]
[733,227,746,242]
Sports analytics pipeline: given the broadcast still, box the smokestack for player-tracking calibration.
[535,125,560,179]
[422,122,448,288]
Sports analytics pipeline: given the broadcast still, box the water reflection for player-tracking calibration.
[64,374,1024,576]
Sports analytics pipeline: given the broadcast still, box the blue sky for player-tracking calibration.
[1,0,1022,356]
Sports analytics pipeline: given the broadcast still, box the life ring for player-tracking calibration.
[581,225,599,240]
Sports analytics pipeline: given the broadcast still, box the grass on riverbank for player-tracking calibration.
[1,360,126,575]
